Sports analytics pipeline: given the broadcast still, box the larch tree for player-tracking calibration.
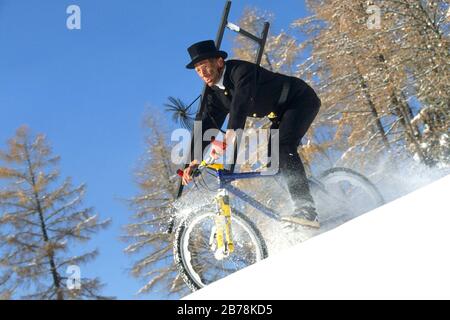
[382,0,449,165]
[0,126,112,300]
[291,0,449,170]
[124,114,188,297]
[290,1,400,172]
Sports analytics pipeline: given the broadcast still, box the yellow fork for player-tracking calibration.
[214,189,234,258]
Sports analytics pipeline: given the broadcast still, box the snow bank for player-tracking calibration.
[185,174,450,300]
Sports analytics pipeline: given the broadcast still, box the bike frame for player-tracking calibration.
[209,166,324,221]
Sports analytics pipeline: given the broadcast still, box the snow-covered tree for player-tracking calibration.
[290,0,449,169]
[0,126,112,300]
[232,0,449,172]
[383,0,450,166]
[290,1,400,171]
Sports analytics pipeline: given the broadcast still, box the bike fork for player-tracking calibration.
[211,188,234,260]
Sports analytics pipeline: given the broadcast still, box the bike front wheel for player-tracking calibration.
[174,205,268,291]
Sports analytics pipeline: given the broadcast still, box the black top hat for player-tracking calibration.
[186,40,228,69]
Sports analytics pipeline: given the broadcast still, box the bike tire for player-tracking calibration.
[174,205,268,291]
[318,167,385,217]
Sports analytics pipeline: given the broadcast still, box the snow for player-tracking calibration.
[185,174,450,300]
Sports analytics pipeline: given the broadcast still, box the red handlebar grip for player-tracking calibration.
[177,169,184,177]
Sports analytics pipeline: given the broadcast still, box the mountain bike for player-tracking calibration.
[172,157,384,291]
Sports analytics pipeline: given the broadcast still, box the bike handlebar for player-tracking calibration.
[176,155,216,179]
[177,136,220,180]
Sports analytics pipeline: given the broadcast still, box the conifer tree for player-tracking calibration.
[124,115,188,297]
[0,126,112,300]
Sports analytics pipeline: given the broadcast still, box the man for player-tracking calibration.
[182,40,321,228]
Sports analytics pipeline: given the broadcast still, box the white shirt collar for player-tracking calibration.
[214,65,226,90]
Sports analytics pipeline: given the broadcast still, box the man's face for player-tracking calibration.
[194,58,224,87]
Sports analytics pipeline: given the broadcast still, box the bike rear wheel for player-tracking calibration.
[174,205,268,291]
[317,167,384,220]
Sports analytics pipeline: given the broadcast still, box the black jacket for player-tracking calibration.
[201,59,309,132]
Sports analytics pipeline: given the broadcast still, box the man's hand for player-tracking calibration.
[209,138,227,159]
[181,160,199,186]
[209,130,236,159]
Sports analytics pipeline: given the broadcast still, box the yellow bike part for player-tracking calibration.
[214,193,234,255]
[200,160,225,171]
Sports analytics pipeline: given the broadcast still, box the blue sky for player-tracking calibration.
[0,0,311,299]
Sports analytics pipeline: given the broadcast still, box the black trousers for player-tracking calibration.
[270,82,321,208]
